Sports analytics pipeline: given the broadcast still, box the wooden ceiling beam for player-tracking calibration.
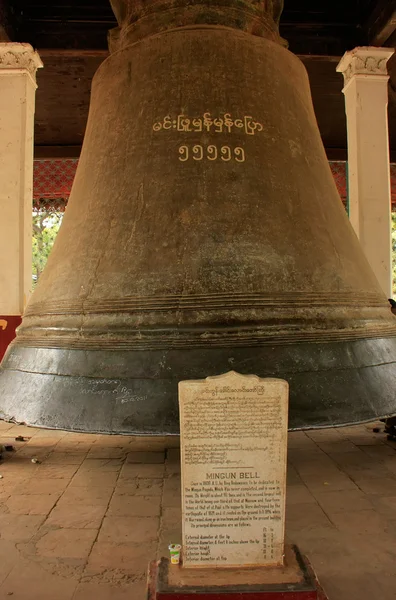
[0,0,20,41]
[34,145,81,159]
[363,1,396,46]
[38,48,109,58]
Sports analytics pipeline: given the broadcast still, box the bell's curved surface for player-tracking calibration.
[1,0,396,434]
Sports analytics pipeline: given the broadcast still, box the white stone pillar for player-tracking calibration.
[0,43,42,360]
[337,46,394,298]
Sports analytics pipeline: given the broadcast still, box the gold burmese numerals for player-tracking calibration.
[179,144,245,163]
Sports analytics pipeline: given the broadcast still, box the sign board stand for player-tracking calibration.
[147,372,328,600]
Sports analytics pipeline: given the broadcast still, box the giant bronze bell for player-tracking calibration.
[1,0,396,434]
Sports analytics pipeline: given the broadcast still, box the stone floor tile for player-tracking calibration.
[128,436,180,451]
[72,581,146,600]
[316,440,361,454]
[86,447,126,459]
[380,456,396,476]
[119,463,165,479]
[286,503,333,535]
[305,429,344,442]
[115,478,163,496]
[288,445,324,459]
[86,540,155,572]
[78,458,123,472]
[0,421,13,431]
[32,428,67,438]
[13,477,70,495]
[313,489,372,514]
[90,435,131,446]
[63,431,98,440]
[1,433,27,445]
[161,506,182,528]
[113,480,138,495]
[290,456,341,474]
[287,431,312,449]
[0,514,45,541]
[43,452,88,465]
[58,485,114,506]
[300,471,358,493]
[157,506,182,557]
[2,421,396,600]
[383,437,396,449]
[0,468,38,483]
[165,459,181,475]
[0,451,38,467]
[367,494,396,516]
[0,480,20,498]
[332,456,388,479]
[317,568,386,600]
[358,444,396,459]
[14,446,52,460]
[163,473,181,490]
[0,559,78,600]
[340,433,384,446]
[165,448,180,462]
[24,436,62,448]
[361,421,382,431]
[288,453,338,475]
[70,471,119,488]
[5,493,61,515]
[162,482,182,507]
[373,573,396,599]
[35,528,97,558]
[158,526,182,558]
[35,464,80,479]
[0,491,12,503]
[288,524,352,555]
[107,494,161,517]
[126,451,165,464]
[285,484,316,505]
[285,464,303,486]
[4,425,38,437]
[55,441,93,453]
[328,509,390,536]
[0,541,20,586]
[59,439,95,450]
[46,503,107,528]
[98,516,159,544]
[353,476,396,495]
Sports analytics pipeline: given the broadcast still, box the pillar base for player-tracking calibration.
[147,545,328,599]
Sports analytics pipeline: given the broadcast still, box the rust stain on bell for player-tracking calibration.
[0,0,396,434]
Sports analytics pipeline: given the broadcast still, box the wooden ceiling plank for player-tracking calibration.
[363,0,396,46]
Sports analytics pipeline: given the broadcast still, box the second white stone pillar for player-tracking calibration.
[337,46,394,298]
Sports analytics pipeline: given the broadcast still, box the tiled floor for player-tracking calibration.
[0,420,396,599]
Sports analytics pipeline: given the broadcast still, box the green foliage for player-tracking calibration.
[32,210,63,286]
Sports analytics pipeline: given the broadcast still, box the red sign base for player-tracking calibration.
[147,545,328,600]
[0,315,21,362]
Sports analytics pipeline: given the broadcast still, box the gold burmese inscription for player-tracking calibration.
[179,372,289,568]
[152,112,263,163]
[152,112,263,134]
